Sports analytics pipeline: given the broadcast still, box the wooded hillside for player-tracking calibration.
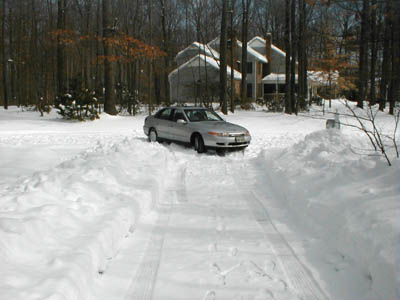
[0,0,399,115]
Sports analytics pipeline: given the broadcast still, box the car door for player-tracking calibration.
[155,108,174,139]
[169,109,190,142]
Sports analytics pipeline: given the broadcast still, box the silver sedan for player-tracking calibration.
[143,107,251,153]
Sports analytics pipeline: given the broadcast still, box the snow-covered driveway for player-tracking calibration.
[1,106,398,300]
[94,142,328,300]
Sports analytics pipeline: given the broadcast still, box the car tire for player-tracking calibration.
[194,134,206,153]
[216,149,226,156]
[148,128,158,143]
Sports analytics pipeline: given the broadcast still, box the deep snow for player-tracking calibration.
[0,102,399,300]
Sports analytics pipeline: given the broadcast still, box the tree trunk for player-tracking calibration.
[358,0,369,108]
[9,5,15,106]
[285,0,291,114]
[230,0,234,113]
[290,0,296,114]
[298,0,307,107]
[83,0,92,89]
[240,0,250,106]
[57,0,67,95]
[160,0,170,105]
[220,0,228,114]
[102,0,117,115]
[369,0,377,105]
[148,0,153,114]
[389,1,400,115]
[1,0,8,109]
[379,1,391,111]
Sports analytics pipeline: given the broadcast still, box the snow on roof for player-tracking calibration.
[176,42,220,61]
[208,37,268,63]
[169,54,242,80]
[236,40,268,63]
[248,36,286,57]
[262,73,297,83]
[207,37,219,48]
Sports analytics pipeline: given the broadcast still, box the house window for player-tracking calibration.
[264,84,276,94]
[262,63,268,77]
[247,62,252,74]
[247,83,253,98]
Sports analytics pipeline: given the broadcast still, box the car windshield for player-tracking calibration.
[184,109,223,122]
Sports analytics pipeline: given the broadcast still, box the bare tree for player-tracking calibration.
[220,0,228,114]
[389,0,400,115]
[284,0,291,114]
[57,0,67,95]
[369,0,377,105]
[1,0,8,109]
[379,0,391,111]
[102,0,117,115]
[240,0,250,106]
[159,0,170,105]
[358,0,369,109]
[290,0,296,114]
[297,0,307,108]
[229,0,235,113]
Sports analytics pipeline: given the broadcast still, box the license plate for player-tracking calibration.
[235,136,245,143]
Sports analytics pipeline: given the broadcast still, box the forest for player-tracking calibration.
[0,0,399,118]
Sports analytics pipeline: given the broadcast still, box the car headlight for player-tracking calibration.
[208,131,229,137]
[245,131,250,136]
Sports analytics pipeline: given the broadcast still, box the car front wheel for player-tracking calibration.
[149,128,158,142]
[194,134,206,153]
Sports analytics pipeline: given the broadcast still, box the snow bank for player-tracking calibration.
[256,129,399,300]
[0,137,170,300]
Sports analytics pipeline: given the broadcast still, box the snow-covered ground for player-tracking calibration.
[0,102,399,300]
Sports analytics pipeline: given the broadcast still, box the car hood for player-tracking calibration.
[190,121,248,133]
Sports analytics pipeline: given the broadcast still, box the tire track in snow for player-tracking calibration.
[124,202,172,300]
[123,158,186,300]
[232,167,329,300]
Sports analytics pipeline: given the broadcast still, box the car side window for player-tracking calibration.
[172,110,185,122]
[158,108,173,120]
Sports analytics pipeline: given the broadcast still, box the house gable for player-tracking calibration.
[248,36,286,58]
[175,42,220,66]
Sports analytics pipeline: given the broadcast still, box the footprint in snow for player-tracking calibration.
[264,259,276,272]
[216,222,225,233]
[254,289,274,300]
[243,260,273,281]
[203,290,216,300]
[228,247,238,257]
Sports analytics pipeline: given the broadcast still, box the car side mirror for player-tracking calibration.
[177,119,187,125]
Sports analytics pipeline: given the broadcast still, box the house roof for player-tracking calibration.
[169,54,242,80]
[208,37,268,64]
[262,73,297,83]
[248,36,286,57]
[175,42,220,62]
[236,40,269,63]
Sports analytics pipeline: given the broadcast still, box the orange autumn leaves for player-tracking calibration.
[52,30,166,63]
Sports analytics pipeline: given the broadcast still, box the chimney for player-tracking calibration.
[265,33,272,75]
